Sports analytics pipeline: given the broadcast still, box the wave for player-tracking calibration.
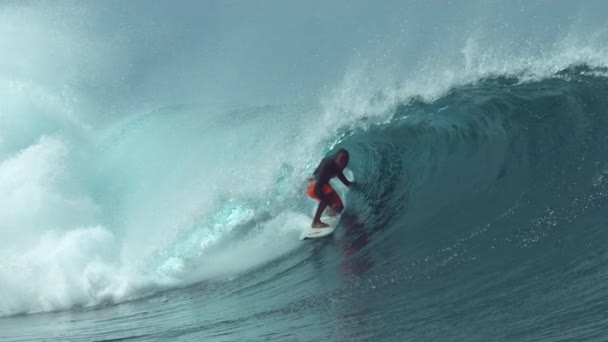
[2,1,608,320]
[2,64,607,318]
[342,67,608,284]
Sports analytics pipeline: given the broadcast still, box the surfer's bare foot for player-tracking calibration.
[312,221,329,228]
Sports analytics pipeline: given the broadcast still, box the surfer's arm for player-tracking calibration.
[337,172,353,187]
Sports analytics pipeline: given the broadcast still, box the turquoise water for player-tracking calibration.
[2,1,608,341]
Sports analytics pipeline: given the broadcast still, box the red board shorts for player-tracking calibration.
[306,180,343,208]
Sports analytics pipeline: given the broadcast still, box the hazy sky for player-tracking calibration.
[1,0,607,123]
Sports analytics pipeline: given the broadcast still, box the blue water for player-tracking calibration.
[2,1,608,341]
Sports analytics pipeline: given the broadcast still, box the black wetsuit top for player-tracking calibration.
[312,156,349,205]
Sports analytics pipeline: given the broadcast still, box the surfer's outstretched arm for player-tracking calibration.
[337,172,353,187]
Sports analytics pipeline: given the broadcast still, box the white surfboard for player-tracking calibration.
[299,225,336,240]
[299,215,340,240]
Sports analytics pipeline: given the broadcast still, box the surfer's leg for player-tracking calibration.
[312,202,330,228]
[330,194,344,213]
[320,184,343,215]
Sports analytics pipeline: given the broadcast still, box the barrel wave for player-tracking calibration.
[2,1,608,341]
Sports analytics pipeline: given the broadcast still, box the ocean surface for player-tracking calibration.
[2,1,608,341]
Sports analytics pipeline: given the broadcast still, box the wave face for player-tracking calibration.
[2,1,608,341]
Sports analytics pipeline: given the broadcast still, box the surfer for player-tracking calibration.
[306,148,354,228]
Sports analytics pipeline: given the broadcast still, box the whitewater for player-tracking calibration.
[2,1,608,341]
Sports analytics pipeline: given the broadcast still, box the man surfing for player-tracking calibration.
[306,148,354,228]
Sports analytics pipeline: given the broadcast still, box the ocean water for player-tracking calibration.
[2,1,608,341]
